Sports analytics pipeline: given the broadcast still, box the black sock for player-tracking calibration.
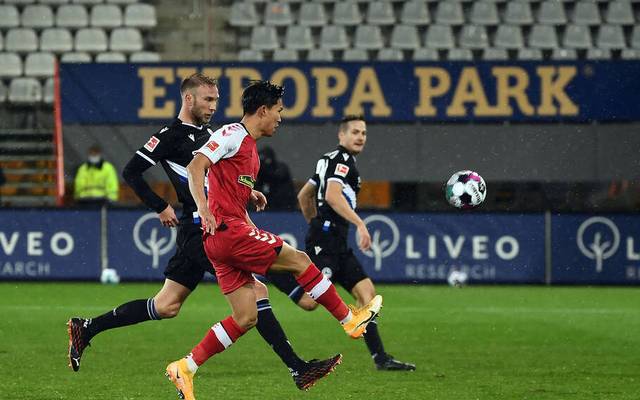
[255,299,304,372]
[363,319,386,363]
[85,298,160,341]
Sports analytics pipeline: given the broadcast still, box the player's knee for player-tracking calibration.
[292,250,312,272]
[234,312,258,330]
[297,296,319,311]
[253,280,269,299]
[155,300,182,319]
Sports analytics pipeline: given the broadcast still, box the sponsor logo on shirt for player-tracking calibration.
[144,136,160,152]
[238,175,255,189]
[335,163,349,177]
[206,141,219,152]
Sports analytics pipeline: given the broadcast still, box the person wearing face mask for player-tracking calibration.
[73,144,119,206]
[255,146,296,211]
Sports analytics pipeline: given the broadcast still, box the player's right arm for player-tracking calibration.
[297,180,317,223]
[122,127,178,227]
[186,153,215,234]
[325,181,371,251]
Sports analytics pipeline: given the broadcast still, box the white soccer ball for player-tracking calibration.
[447,270,468,287]
[445,170,487,209]
[100,268,120,284]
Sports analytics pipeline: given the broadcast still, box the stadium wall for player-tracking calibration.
[1,209,638,285]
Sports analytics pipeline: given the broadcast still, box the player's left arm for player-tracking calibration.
[297,181,317,223]
[250,189,267,211]
[186,153,216,234]
[325,181,371,251]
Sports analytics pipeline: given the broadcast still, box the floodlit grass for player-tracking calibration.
[1,283,639,399]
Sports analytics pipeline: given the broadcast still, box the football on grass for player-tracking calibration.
[445,170,487,209]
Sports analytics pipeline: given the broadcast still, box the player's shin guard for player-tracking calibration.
[190,316,246,366]
[296,264,349,322]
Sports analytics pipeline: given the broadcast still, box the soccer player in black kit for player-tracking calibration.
[267,115,415,371]
[66,73,341,391]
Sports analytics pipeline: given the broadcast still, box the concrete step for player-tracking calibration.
[0,195,57,207]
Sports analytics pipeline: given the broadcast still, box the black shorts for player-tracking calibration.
[267,247,369,304]
[164,222,214,291]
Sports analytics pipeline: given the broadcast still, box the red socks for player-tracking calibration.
[296,264,349,321]
[190,316,246,366]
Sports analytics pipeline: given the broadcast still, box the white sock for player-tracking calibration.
[339,310,353,325]
[185,354,199,373]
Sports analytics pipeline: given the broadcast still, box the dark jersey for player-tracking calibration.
[122,118,212,221]
[309,145,361,239]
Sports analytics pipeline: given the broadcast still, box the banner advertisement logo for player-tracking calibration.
[576,216,620,273]
[133,213,176,269]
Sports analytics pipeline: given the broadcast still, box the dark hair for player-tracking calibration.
[241,80,284,115]
[88,144,102,153]
[180,73,218,96]
[339,115,366,132]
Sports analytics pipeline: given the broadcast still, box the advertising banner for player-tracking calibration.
[60,61,640,124]
[551,214,640,284]
[0,209,100,280]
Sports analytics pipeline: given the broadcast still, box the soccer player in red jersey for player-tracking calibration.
[164,81,383,400]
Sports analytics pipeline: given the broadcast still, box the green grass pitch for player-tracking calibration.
[1,283,639,399]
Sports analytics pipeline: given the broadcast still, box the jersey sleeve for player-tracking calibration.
[134,126,175,166]
[194,130,241,164]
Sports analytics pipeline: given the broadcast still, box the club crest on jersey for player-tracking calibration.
[206,141,219,152]
[144,136,160,152]
[335,163,349,177]
[238,175,255,189]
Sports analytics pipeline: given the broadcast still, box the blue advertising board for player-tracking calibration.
[60,61,640,124]
[0,209,100,280]
[551,214,640,284]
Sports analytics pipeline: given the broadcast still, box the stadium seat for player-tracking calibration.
[24,52,55,78]
[459,25,489,49]
[110,28,143,52]
[129,51,160,62]
[494,25,524,49]
[390,25,420,50]
[425,25,455,49]
[107,0,139,4]
[447,48,473,61]
[75,28,108,52]
[596,25,626,49]
[60,51,92,63]
[342,49,369,61]
[366,1,395,25]
[0,81,7,104]
[470,1,499,26]
[0,5,20,29]
[354,25,384,50]
[631,26,640,48]
[124,4,157,28]
[586,48,612,59]
[90,4,123,28]
[298,2,326,27]
[229,2,259,27]
[72,0,103,4]
[8,77,42,105]
[529,25,559,49]
[333,2,362,26]
[572,2,601,25]
[285,26,314,50]
[95,52,126,62]
[273,49,299,61]
[517,48,543,60]
[400,0,430,25]
[56,5,89,28]
[39,0,69,3]
[0,33,3,52]
[319,25,349,50]
[377,48,404,61]
[264,2,293,26]
[250,26,279,50]
[504,2,533,25]
[412,48,439,61]
[238,49,264,62]
[40,28,73,53]
[0,52,22,78]
[563,25,592,49]
[621,48,640,59]
[306,48,334,62]
[537,1,567,25]
[5,28,38,53]
[482,48,509,60]
[21,5,55,29]
[605,1,634,25]
[551,48,578,60]
[5,0,36,3]
[435,1,464,25]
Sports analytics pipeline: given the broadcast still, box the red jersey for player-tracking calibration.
[194,123,259,223]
